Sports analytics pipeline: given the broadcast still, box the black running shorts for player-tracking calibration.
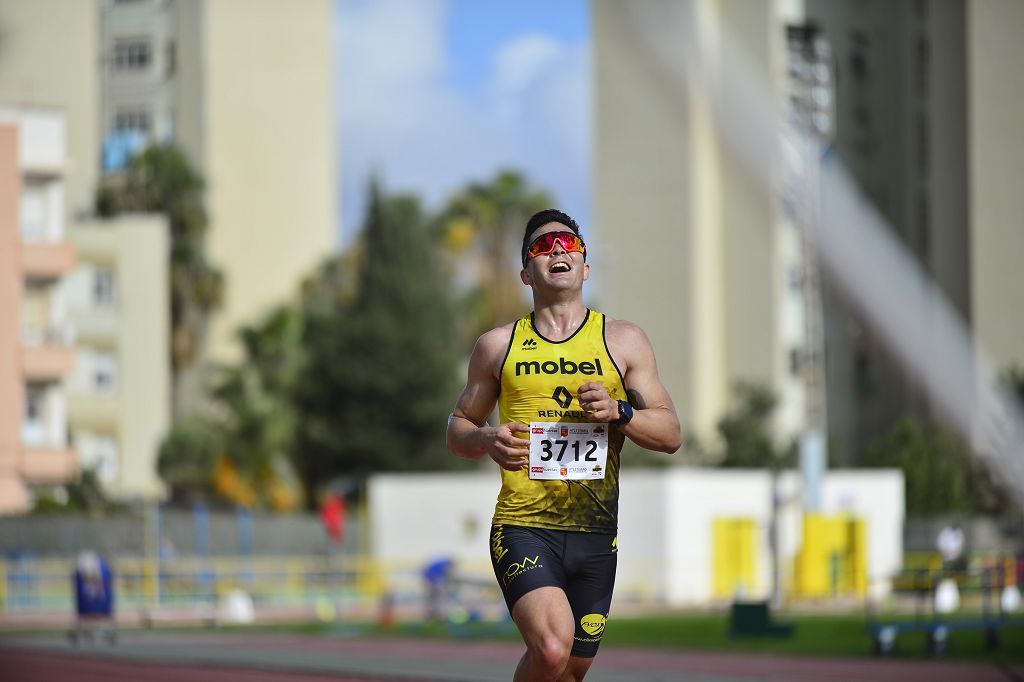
[489,524,617,658]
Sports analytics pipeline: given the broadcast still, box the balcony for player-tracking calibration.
[20,445,77,484]
[72,308,120,344]
[68,391,119,430]
[22,329,76,380]
[21,241,76,278]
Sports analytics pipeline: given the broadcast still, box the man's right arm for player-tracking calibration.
[446,327,531,471]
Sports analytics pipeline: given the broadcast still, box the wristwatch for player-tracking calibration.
[612,400,634,426]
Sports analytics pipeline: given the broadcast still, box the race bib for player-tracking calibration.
[528,422,608,480]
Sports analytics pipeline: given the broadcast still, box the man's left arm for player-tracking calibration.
[576,321,681,454]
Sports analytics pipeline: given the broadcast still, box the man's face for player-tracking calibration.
[521,222,590,292]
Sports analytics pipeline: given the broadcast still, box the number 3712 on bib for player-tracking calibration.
[528,422,608,480]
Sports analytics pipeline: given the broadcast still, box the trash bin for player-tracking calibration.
[729,600,795,637]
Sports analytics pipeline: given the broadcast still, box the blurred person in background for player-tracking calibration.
[71,550,115,644]
[937,521,967,574]
[446,209,681,681]
[422,555,455,622]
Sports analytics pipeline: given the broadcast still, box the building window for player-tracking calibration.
[79,433,120,484]
[22,384,46,446]
[20,183,47,241]
[114,40,152,70]
[114,110,150,134]
[789,347,803,377]
[25,385,44,422]
[94,352,118,393]
[166,40,176,78]
[93,268,117,306]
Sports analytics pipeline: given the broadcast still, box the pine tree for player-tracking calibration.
[293,181,465,498]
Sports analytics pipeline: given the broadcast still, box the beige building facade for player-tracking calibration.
[0,0,100,224]
[100,0,337,374]
[594,0,1024,463]
[592,0,808,447]
[805,0,1024,461]
[1,2,173,508]
[66,215,170,499]
[0,107,78,513]
[968,0,1024,371]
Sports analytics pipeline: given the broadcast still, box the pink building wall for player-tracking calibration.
[0,124,28,511]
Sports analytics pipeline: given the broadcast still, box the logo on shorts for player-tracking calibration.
[580,613,607,637]
[503,555,542,586]
[491,527,508,563]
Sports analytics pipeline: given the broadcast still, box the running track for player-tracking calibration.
[2,631,1023,681]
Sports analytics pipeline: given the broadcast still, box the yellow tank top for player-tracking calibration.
[494,310,626,533]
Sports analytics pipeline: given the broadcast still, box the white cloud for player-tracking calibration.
[336,0,590,244]
[491,33,564,104]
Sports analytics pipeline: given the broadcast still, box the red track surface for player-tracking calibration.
[0,649,398,682]
[3,632,1024,682]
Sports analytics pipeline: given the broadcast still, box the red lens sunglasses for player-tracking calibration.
[525,231,587,261]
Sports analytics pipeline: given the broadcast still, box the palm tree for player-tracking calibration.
[99,145,223,415]
[436,170,552,343]
[207,306,302,510]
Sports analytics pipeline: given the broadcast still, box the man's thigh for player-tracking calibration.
[564,532,617,658]
[490,525,566,612]
[510,585,575,645]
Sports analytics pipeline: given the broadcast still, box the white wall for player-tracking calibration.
[369,471,500,568]
[0,106,65,172]
[368,467,904,605]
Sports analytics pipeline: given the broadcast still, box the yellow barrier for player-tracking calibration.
[792,514,866,598]
[712,517,759,598]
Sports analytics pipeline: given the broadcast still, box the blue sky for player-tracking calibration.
[336,0,590,246]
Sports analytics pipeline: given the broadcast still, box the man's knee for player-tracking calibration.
[529,633,572,677]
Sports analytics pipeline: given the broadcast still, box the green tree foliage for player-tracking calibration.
[97,145,223,409]
[156,308,304,509]
[292,182,467,499]
[862,417,1012,516]
[156,416,224,503]
[207,306,304,505]
[31,470,126,515]
[435,170,552,344]
[701,383,796,469]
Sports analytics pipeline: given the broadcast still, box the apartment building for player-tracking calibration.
[65,215,170,499]
[806,0,1024,460]
[99,0,337,386]
[0,107,77,513]
[593,0,1024,464]
[592,0,810,448]
[1,0,170,508]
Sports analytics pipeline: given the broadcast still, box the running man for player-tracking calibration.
[446,209,681,681]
